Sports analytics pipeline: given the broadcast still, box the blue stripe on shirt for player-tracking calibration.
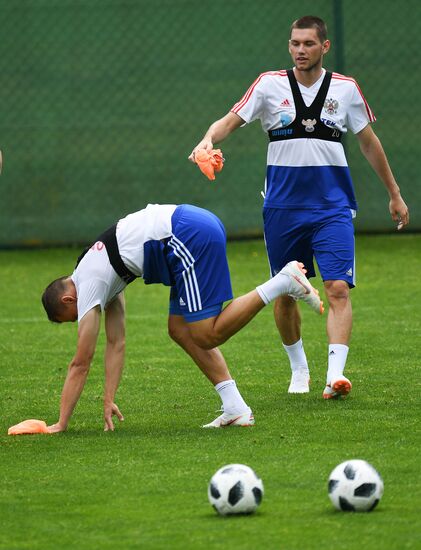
[264,165,357,210]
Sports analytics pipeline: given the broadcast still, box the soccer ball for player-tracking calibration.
[208,464,264,516]
[328,459,384,512]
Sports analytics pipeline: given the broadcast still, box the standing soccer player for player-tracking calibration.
[189,15,409,398]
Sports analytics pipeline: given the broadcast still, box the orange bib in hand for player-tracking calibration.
[195,149,224,180]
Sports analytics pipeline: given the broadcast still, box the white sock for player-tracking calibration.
[256,272,291,305]
[214,380,249,415]
[283,339,309,373]
[327,344,349,383]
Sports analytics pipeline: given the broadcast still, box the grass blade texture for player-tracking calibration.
[0,235,420,550]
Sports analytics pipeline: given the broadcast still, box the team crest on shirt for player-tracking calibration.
[324,98,339,115]
[279,112,294,128]
[302,118,317,132]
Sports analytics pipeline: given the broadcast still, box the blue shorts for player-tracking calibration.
[263,207,356,287]
[168,205,233,322]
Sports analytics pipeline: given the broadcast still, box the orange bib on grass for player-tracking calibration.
[8,419,49,435]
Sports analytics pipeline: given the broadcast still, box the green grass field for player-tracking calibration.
[1,235,420,550]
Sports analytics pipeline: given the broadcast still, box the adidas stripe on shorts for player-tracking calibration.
[168,204,233,322]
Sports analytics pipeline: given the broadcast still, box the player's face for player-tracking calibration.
[289,28,330,72]
[56,298,78,323]
[56,306,77,323]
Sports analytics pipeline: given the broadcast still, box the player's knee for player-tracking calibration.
[168,315,191,347]
[190,330,222,350]
[106,335,125,354]
[324,280,350,302]
[275,294,298,314]
[168,318,187,345]
[114,339,126,355]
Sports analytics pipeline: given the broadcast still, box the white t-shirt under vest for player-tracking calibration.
[231,68,375,210]
[71,204,177,321]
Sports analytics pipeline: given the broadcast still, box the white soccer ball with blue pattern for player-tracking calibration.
[328,459,384,512]
[208,464,264,516]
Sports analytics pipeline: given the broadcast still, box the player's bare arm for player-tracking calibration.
[357,124,409,230]
[188,112,244,162]
[103,293,126,431]
[47,307,101,433]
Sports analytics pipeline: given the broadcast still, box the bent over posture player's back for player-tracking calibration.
[189,15,409,399]
[42,203,322,433]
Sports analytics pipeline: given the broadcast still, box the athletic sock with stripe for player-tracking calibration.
[327,344,349,383]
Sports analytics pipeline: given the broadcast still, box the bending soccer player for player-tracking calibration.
[41,204,323,433]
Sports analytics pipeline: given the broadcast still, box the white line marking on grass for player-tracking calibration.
[0,313,163,324]
[0,317,45,324]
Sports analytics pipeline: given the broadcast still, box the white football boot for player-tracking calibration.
[202,409,255,428]
[280,261,324,315]
[323,376,352,399]
[288,368,310,393]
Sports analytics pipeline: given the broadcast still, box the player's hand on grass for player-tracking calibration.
[104,402,124,432]
[389,195,409,230]
[47,422,66,434]
[188,138,214,163]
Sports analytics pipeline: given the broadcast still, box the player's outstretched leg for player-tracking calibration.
[279,261,324,315]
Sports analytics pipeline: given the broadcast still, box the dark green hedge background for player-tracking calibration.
[0,0,419,246]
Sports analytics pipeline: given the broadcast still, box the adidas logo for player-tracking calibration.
[179,297,186,306]
[346,267,353,276]
[280,99,291,107]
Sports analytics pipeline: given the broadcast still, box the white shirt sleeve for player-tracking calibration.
[231,75,266,124]
[346,82,375,134]
[76,278,109,322]
[72,245,126,322]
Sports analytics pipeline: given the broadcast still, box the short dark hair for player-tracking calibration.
[41,276,69,323]
[290,16,328,43]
